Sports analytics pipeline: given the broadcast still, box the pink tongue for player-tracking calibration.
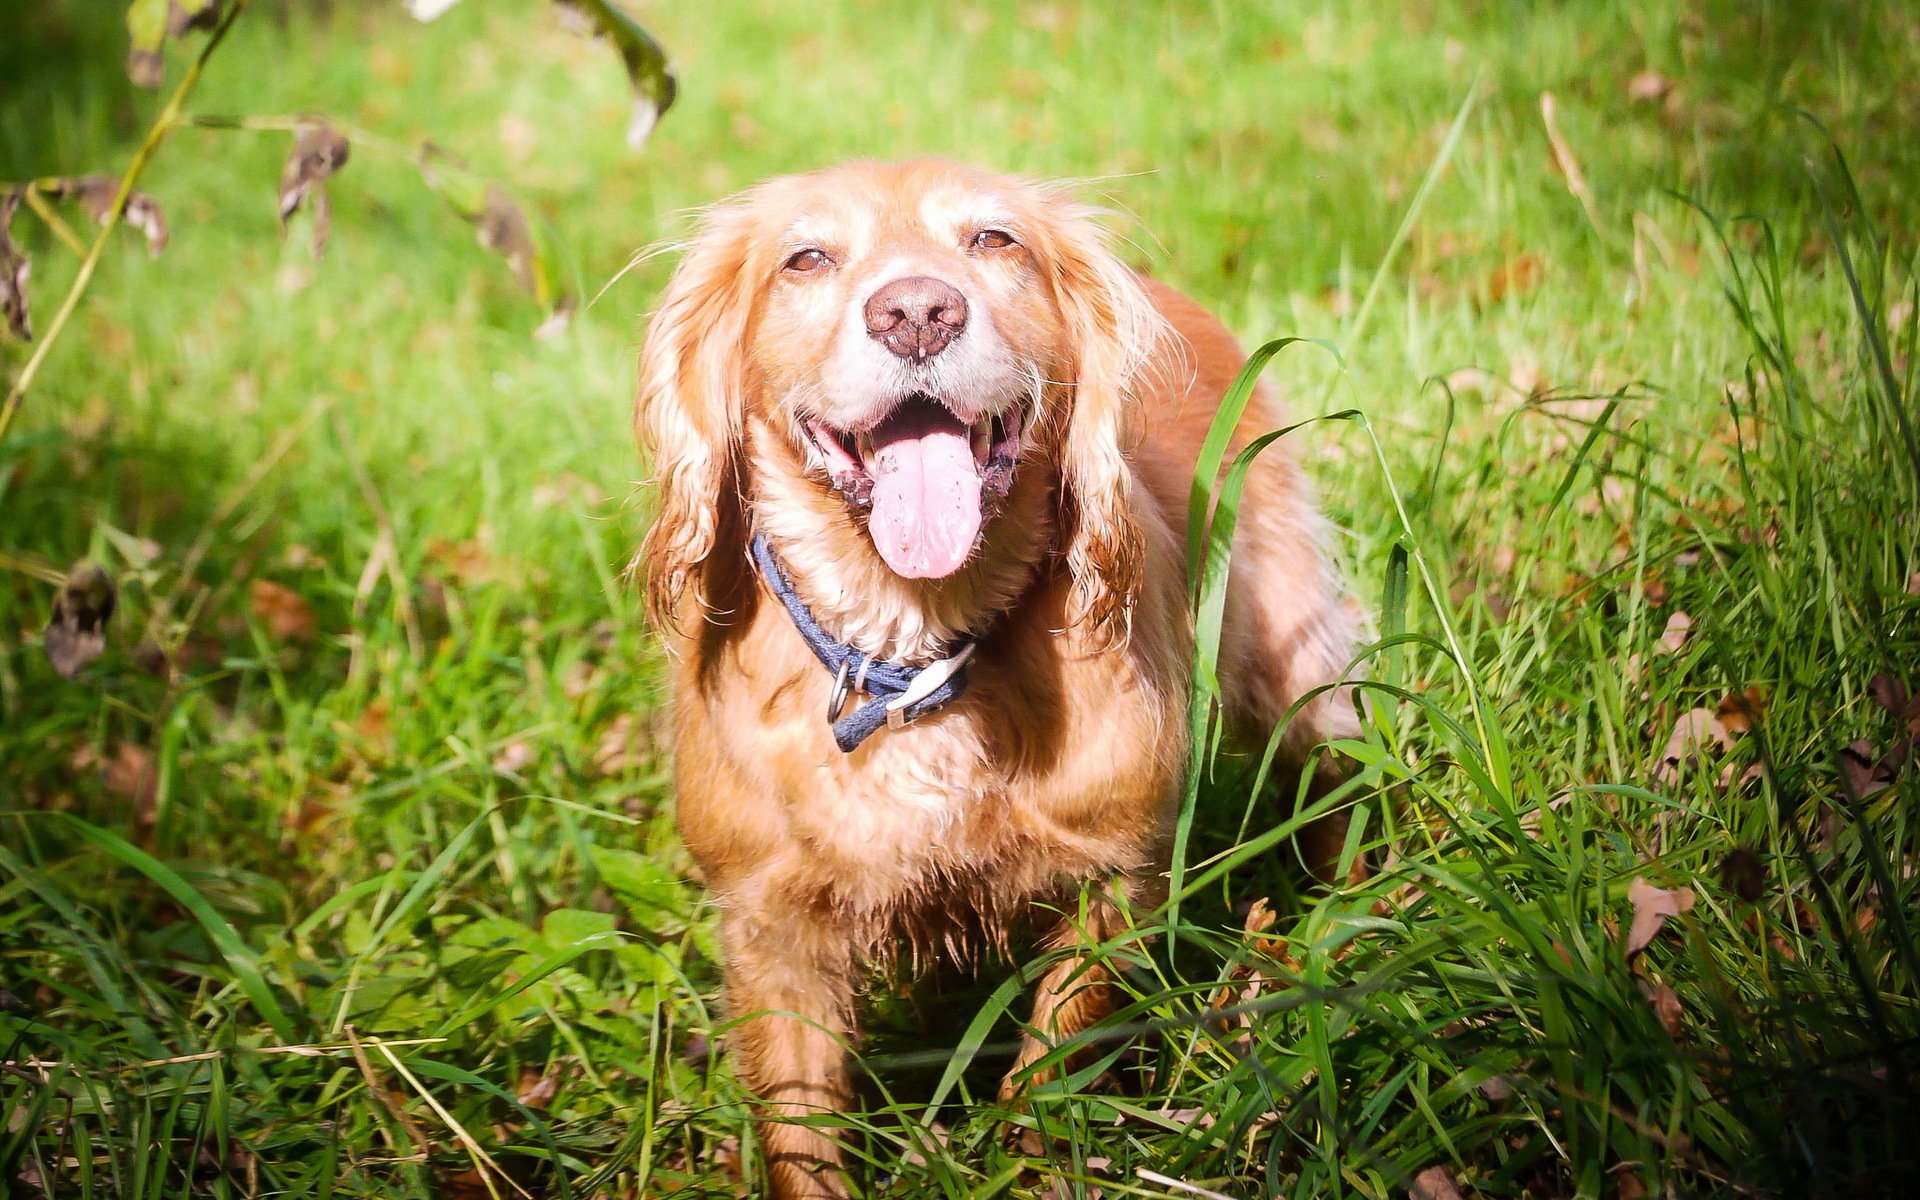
[867,404,983,579]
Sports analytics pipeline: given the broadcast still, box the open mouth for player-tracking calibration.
[803,393,1025,579]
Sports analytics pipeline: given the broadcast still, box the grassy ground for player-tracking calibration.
[4,0,1919,1196]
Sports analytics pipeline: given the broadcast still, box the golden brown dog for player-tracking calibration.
[634,159,1356,1199]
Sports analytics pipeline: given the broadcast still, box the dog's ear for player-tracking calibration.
[633,203,762,630]
[1033,200,1167,646]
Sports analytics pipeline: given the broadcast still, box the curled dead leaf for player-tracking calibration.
[1657,610,1692,654]
[1625,875,1695,958]
[125,0,224,87]
[45,562,117,679]
[45,176,169,256]
[278,121,351,257]
[1,187,29,340]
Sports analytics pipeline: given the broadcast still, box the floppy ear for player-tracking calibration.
[633,204,762,630]
[1036,200,1167,645]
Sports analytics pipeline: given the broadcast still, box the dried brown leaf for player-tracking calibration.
[1654,707,1732,783]
[1410,1165,1466,1200]
[278,121,350,257]
[45,562,117,678]
[248,579,316,642]
[1625,875,1695,958]
[1637,977,1685,1038]
[515,1066,560,1109]
[45,176,169,256]
[1716,686,1765,735]
[1719,847,1766,902]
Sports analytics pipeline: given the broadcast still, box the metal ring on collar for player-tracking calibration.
[826,658,852,724]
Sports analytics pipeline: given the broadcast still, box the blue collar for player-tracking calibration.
[750,533,977,752]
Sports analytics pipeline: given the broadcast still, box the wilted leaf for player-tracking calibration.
[1653,707,1733,783]
[45,561,117,678]
[417,145,572,328]
[1625,875,1695,958]
[125,0,170,87]
[1657,610,1692,653]
[1,187,30,340]
[45,176,169,256]
[559,0,678,150]
[1484,253,1542,305]
[248,579,316,642]
[124,0,223,88]
[1409,1165,1466,1200]
[278,121,350,257]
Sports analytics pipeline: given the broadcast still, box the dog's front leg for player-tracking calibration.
[998,888,1136,1102]
[724,911,858,1200]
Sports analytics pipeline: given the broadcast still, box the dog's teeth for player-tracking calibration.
[857,431,875,469]
[971,415,991,463]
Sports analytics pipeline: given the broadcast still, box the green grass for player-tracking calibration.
[4,0,1919,1195]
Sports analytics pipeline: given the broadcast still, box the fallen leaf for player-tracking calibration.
[1410,1165,1466,1200]
[491,740,535,775]
[45,561,117,678]
[1637,977,1685,1038]
[558,0,679,149]
[1627,70,1673,102]
[248,579,316,642]
[1719,847,1765,902]
[103,741,159,819]
[1839,737,1896,799]
[1625,875,1695,958]
[1716,686,1765,734]
[1657,610,1692,654]
[45,176,169,256]
[1484,253,1542,305]
[515,1066,560,1108]
[1653,707,1732,783]
[1,187,30,340]
[278,121,351,257]
[593,712,653,775]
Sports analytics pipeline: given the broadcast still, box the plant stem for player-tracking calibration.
[0,0,248,451]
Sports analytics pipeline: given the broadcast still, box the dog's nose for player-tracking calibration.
[864,276,969,361]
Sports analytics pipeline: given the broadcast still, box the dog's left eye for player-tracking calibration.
[970,229,1016,251]
[784,248,830,273]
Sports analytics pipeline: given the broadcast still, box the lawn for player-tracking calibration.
[3,0,1918,1196]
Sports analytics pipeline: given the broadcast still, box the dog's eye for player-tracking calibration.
[783,248,830,274]
[970,228,1016,251]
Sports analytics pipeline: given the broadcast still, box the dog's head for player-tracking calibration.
[636,159,1163,640]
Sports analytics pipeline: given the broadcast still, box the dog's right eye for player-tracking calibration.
[783,248,830,274]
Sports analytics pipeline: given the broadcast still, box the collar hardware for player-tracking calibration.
[751,533,977,753]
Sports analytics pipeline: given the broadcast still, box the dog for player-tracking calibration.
[633,159,1357,1199]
